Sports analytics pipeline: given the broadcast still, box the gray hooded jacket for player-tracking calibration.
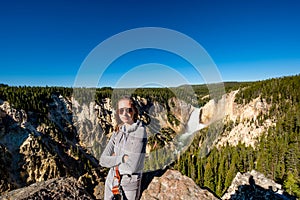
[100,120,147,192]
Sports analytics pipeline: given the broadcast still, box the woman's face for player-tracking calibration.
[118,99,134,125]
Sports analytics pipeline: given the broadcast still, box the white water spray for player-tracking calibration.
[144,106,206,172]
[186,107,205,135]
[177,107,205,152]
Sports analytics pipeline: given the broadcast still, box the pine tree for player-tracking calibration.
[204,161,215,191]
[224,164,236,190]
[284,170,300,197]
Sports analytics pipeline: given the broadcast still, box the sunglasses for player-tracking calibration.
[118,107,133,114]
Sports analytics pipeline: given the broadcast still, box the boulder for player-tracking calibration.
[141,169,219,200]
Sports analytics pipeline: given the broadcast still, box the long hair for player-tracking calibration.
[114,95,139,131]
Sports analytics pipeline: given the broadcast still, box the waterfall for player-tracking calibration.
[187,107,205,134]
[144,106,206,172]
[177,107,205,151]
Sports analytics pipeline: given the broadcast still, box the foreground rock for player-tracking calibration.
[0,177,96,200]
[1,168,296,200]
[222,170,295,200]
[141,169,219,200]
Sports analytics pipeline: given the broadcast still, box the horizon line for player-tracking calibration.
[2,73,300,88]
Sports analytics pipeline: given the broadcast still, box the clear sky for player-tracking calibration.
[0,0,299,88]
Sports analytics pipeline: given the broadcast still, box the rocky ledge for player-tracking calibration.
[141,169,219,200]
[1,169,296,200]
[0,177,97,200]
[222,170,295,200]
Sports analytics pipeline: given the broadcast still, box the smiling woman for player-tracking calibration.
[100,95,147,200]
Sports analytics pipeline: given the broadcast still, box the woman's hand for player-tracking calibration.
[123,155,129,162]
[111,152,116,156]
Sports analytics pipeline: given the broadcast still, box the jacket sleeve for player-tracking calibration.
[118,126,147,175]
[99,132,123,168]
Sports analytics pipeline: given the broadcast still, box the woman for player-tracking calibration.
[100,96,147,200]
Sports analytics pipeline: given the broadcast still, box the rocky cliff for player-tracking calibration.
[0,92,196,198]
[200,90,275,148]
[0,95,105,197]
[0,83,297,199]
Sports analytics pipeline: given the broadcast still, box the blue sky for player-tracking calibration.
[0,0,299,87]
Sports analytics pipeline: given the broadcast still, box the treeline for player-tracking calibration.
[235,75,300,106]
[95,87,176,107]
[0,85,72,114]
[94,82,244,107]
[175,74,300,198]
[0,81,246,113]
[0,81,244,116]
